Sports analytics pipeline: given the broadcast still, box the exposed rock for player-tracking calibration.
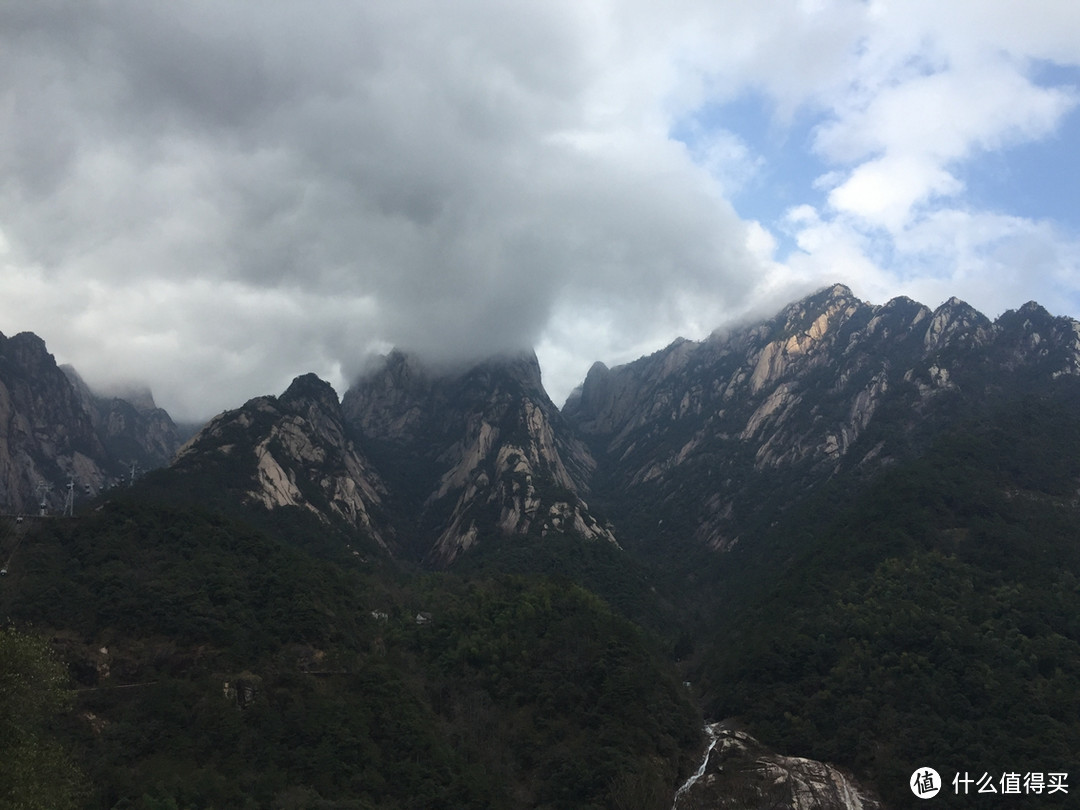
[62,365,182,473]
[673,724,882,810]
[344,350,615,565]
[174,373,389,548]
[564,283,1080,551]
[0,331,184,512]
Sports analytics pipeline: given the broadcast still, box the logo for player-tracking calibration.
[912,767,941,799]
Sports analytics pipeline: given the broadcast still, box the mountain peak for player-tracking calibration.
[1018,300,1051,319]
[462,350,547,399]
[343,347,611,565]
[825,282,854,299]
[924,296,992,350]
[280,373,340,413]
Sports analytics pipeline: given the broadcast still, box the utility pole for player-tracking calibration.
[37,482,52,517]
[64,477,75,517]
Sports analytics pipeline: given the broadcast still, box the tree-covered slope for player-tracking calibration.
[698,386,1080,808]
[0,491,701,810]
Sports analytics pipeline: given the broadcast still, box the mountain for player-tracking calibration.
[564,283,1080,554]
[4,286,1080,809]
[341,349,616,564]
[0,330,183,514]
[171,372,391,550]
[75,283,1080,570]
[62,366,183,475]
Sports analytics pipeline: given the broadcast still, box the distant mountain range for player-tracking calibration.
[3,284,1079,808]
[4,282,1080,558]
[0,330,186,514]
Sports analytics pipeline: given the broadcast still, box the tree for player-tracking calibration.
[0,627,83,810]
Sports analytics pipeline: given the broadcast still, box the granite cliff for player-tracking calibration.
[342,350,615,564]
[564,283,1080,551]
[0,331,182,513]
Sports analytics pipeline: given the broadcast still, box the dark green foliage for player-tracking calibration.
[699,392,1080,808]
[2,498,375,659]
[0,627,84,809]
[0,490,701,809]
[453,532,681,636]
[408,576,701,809]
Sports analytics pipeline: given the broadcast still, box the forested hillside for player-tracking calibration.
[4,287,1080,809]
[698,386,1080,808]
[0,491,701,810]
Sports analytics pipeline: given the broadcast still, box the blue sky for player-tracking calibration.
[1,1,1079,418]
[673,94,829,256]
[674,67,1080,314]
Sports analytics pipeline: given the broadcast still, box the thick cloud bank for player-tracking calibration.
[1,2,1078,418]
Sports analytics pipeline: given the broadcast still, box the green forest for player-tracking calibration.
[698,393,1080,808]
[3,392,1080,808]
[0,493,701,810]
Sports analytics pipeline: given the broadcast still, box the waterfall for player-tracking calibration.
[672,722,723,809]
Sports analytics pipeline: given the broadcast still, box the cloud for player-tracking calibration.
[816,54,1076,230]
[0,0,1078,419]
[0,1,770,418]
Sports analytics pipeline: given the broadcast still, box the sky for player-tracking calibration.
[2,1,1080,421]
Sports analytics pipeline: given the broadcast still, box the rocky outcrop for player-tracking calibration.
[564,284,1080,550]
[673,724,882,810]
[62,366,182,473]
[175,374,389,548]
[0,331,181,513]
[343,351,615,565]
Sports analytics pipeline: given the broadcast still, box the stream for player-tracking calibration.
[672,722,724,809]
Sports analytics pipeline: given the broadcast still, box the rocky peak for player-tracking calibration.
[2,331,53,371]
[997,300,1056,333]
[175,375,388,548]
[382,348,429,390]
[0,329,184,512]
[562,284,1080,553]
[344,350,614,566]
[924,296,992,350]
[0,330,112,512]
[60,365,182,474]
[279,373,340,415]
[341,351,433,441]
[991,300,1080,377]
[780,282,857,323]
[461,350,547,396]
[561,361,610,415]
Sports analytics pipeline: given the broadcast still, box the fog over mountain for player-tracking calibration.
[2,2,1079,420]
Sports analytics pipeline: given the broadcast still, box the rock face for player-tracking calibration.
[164,285,1080,564]
[673,724,882,810]
[12,284,1078,565]
[342,350,616,564]
[63,366,182,474]
[563,284,1080,550]
[174,374,390,548]
[0,331,182,513]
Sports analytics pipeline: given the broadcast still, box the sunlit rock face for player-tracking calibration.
[174,373,391,549]
[343,350,616,565]
[564,284,1080,552]
[673,724,882,810]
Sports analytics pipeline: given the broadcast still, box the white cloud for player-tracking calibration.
[0,0,1079,418]
[827,156,963,232]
